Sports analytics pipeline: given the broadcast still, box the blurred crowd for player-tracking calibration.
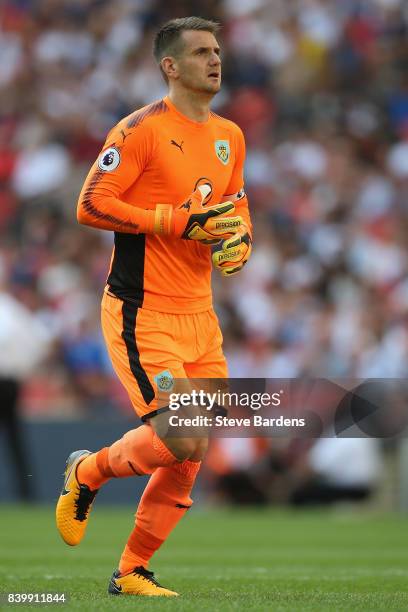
[1,0,408,417]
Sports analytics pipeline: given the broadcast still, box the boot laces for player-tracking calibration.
[133,566,162,587]
[74,485,97,521]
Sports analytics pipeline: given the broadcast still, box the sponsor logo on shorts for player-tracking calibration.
[154,370,174,392]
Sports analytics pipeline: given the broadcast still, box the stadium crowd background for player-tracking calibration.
[1,0,408,424]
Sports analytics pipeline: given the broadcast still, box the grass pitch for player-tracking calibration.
[0,505,407,611]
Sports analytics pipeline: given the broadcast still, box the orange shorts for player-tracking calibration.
[101,292,228,419]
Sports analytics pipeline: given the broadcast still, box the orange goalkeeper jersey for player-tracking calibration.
[78,96,251,314]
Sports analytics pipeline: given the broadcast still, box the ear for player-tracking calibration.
[161,56,179,81]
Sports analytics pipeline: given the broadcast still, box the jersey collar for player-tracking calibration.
[163,96,212,127]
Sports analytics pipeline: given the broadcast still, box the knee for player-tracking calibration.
[165,437,208,462]
[190,437,208,462]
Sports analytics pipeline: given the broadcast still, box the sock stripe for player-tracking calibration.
[127,526,164,555]
[119,526,164,573]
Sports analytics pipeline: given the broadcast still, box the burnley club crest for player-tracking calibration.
[215,140,230,165]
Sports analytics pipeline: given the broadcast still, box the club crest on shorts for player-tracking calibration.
[154,370,174,392]
[215,140,230,165]
[98,147,121,171]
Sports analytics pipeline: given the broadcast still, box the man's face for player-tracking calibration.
[171,30,222,94]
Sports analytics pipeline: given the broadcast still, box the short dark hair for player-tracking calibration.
[153,16,220,66]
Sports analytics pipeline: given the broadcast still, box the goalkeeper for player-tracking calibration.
[56,16,252,598]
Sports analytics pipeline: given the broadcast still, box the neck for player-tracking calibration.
[168,88,212,123]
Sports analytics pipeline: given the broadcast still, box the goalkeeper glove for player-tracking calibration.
[212,224,252,276]
[152,185,243,244]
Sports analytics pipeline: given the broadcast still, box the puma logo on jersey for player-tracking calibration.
[171,139,184,153]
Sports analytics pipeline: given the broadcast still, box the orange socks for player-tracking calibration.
[75,424,201,574]
[77,424,177,489]
[119,460,201,573]
[76,447,114,490]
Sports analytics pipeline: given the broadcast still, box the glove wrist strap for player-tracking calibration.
[153,204,173,235]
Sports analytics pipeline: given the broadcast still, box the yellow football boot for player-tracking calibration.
[108,567,179,597]
[56,450,98,546]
